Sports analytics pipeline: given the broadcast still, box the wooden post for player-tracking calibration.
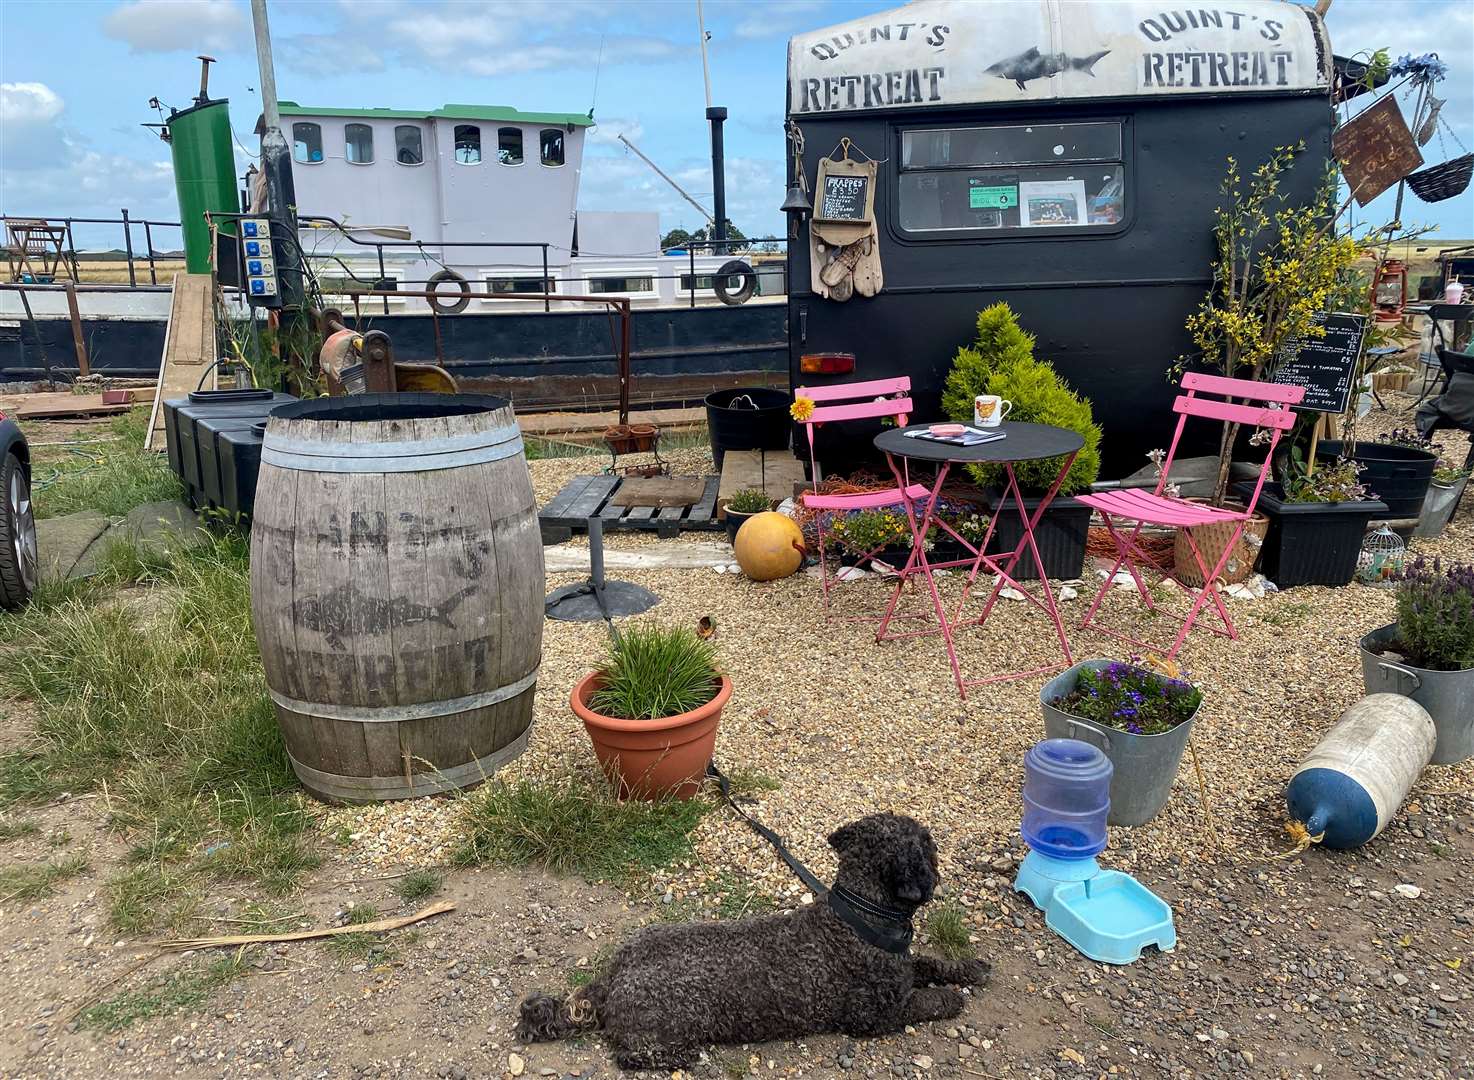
[1306,415,1324,476]
[63,281,89,376]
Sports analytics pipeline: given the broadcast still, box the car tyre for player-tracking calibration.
[0,450,38,609]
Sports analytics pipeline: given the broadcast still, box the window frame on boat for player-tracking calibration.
[481,272,558,302]
[344,123,374,165]
[315,266,407,306]
[582,269,659,300]
[454,124,483,165]
[539,128,566,168]
[891,116,1133,242]
[394,124,425,166]
[292,122,324,165]
[497,127,525,166]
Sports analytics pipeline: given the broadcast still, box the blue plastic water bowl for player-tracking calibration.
[1014,852,1176,965]
[1046,870,1176,965]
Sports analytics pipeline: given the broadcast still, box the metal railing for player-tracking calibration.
[1,212,184,288]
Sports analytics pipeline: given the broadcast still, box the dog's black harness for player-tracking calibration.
[707,763,915,955]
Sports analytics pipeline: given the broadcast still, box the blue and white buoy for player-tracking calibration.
[1286,694,1436,849]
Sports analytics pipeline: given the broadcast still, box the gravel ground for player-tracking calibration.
[3,392,1471,1078]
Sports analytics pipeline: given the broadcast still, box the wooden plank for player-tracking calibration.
[717,450,805,517]
[15,397,132,420]
[607,476,706,508]
[689,476,721,525]
[145,273,216,451]
[539,474,598,520]
[559,474,618,524]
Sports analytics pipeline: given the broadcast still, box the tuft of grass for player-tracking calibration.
[326,905,391,962]
[0,853,89,903]
[589,623,719,721]
[78,955,246,1032]
[522,437,603,461]
[453,774,711,881]
[395,869,443,905]
[0,816,41,842]
[713,875,777,920]
[723,768,781,797]
[1258,600,1314,628]
[1,532,317,933]
[32,409,183,520]
[923,898,972,961]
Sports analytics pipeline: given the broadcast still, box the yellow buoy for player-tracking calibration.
[733,512,806,581]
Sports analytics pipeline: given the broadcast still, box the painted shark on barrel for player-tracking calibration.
[984,47,1111,90]
[291,583,479,649]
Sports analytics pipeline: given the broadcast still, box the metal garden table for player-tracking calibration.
[873,422,1084,697]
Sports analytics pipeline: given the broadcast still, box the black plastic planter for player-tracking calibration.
[1316,439,1435,520]
[704,387,792,470]
[1233,482,1388,588]
[985,493,1091,581]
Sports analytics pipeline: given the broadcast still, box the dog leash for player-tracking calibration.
[705,763,914,954]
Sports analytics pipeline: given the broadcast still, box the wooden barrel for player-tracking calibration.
[249,393,543,802]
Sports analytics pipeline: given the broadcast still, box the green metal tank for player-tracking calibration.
[165,98,238,274]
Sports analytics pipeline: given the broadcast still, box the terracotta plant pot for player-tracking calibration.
[1172,498,1268,587]
[571,672,730,800]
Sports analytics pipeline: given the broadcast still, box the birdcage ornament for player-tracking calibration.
[1356,525,1406,586]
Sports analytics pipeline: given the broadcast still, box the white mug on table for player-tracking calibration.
[973,394,1013,427]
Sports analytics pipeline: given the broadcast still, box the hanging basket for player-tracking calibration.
[1406,153,1473,203]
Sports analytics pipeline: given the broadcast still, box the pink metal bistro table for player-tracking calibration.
[872,422,1084,697]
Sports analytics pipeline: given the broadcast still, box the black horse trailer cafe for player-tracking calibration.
[784,0,1334,478]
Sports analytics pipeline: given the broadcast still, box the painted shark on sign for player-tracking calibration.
[984,47,1112,91]
[788,0,1330,113]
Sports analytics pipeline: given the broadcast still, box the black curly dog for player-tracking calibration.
[517,813,990,1070]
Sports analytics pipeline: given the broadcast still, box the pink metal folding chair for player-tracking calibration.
[1076,372,1306,658]
[795,377,932,621]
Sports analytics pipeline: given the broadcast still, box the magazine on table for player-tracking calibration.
[904,425,1006,447]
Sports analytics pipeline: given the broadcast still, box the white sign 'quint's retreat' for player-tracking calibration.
[788,0,1331,113]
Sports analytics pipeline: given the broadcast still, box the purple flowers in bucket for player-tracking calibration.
[1054,660,1203,736]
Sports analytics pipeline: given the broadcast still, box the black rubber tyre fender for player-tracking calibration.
[0,450,37,610]
[714,259,757,307]
[426,269,471,314]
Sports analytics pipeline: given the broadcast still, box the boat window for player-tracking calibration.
[395,125,424,165]
[896,120,1127,236]
[486,275,556,294]
[540,128,565,167]
[292,122,323,164]
[317,269,403,303]
[587,274,653,294]
[454,125,482,165]
[679,274,716,291]
[498,128,524,165]
[344,123,374,165]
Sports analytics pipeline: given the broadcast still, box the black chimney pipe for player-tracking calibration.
[707,105,727,253]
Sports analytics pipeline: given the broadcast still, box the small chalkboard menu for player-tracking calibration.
[1269,312,1369,414]
[820,173,870,221]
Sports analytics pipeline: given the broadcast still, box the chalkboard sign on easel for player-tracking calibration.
[1269,312,1369,414]
[820,173,871,222]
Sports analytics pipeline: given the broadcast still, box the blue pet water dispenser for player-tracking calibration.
[1015,739,1176,964]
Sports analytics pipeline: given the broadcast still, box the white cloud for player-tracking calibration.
[587,117,645,146]
[1,82,64,126]
[103,0,247,54]
[280,2,681,78]
[731,0,825,41]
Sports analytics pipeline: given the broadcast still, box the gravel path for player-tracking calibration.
[3,392,1470,1078]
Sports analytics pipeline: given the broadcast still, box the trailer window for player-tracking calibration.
[344,123,374,164]
[498,127,524,165]
[395,125,424,165]
[897,121,1126,235]
[292,122,323,164]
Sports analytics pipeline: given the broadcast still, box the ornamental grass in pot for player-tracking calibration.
[723,487,773,545]
[1360,558,1474,765]
[571,624,731,799]
[1040,659,1204,826]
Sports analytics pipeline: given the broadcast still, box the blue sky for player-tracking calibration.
[1,0,1469,250]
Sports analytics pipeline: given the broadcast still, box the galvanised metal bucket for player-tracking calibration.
[1360,624,1474,765]
[1040,660,1199,827]
[1412,478,1468,540]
